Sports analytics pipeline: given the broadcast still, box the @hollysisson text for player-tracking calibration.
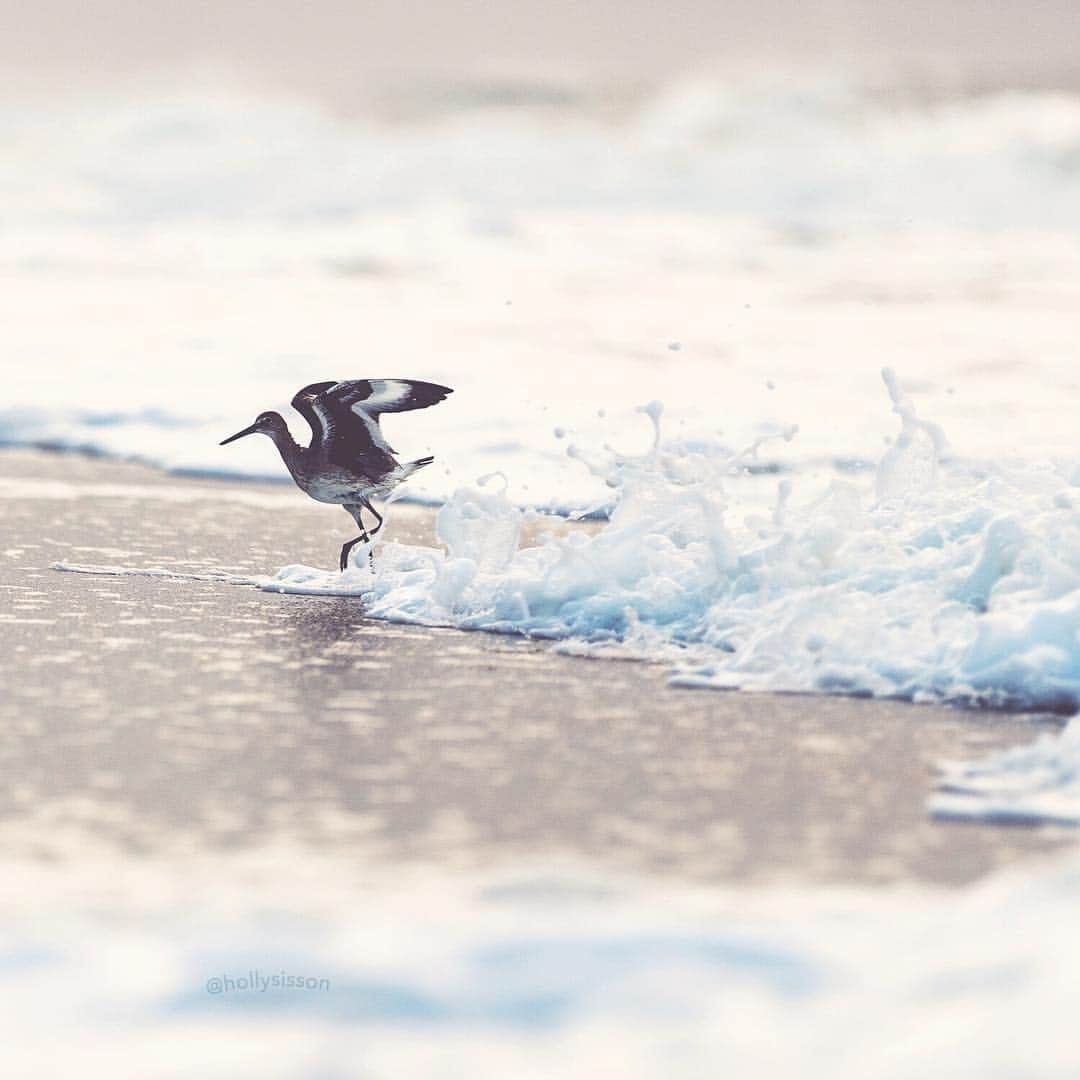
[206,970,331,995]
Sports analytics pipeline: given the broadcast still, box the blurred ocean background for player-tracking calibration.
[3,0,1080,507]
[6,2,1080,1074]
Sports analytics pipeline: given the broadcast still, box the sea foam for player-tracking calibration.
[267,371,1080,719]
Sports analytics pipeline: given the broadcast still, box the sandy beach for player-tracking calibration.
[1,448,1066,887]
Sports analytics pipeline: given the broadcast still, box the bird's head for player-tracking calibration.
[220,411,287,446]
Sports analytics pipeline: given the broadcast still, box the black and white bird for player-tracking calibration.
[221,379,453,571]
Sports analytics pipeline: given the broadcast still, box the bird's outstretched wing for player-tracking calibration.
[291,381,338,446]
[291,379,453,472]
[326,379,454,416]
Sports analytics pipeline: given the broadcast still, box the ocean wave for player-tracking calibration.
[3,76,1080,241]
[262,371,1080,718]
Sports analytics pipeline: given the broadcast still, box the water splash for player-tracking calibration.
[876,368,949,501]
[264,370,1080,719]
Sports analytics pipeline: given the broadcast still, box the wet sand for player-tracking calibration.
[0,448,1068,886]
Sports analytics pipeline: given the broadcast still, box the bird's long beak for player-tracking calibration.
[219,423,259,446]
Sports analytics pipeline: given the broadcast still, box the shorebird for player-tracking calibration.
[220,379,453,571]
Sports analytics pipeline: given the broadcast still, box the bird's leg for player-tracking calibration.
[340,505,372,572]
[360,497,384,536]
[339,535,368,572]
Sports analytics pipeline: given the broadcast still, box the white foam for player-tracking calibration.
[930,720,1080,825]
[52,562,260,586]
[263,371,1080,725]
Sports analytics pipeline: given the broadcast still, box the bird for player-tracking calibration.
[220,378,453,571]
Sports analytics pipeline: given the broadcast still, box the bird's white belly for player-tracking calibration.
[297,463,414,505]
[302,474,373,505]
